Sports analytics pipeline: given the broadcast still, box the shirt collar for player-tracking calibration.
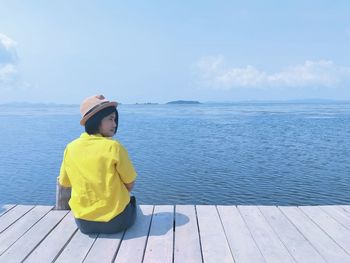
[80,132,104,138]
[80,132,114,140]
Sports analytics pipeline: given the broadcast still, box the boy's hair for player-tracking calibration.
[85,106,118,135]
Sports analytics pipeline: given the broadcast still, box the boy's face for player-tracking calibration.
[99,112,117,137]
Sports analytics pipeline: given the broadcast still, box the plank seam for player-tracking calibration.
[257,206,298,263]
[341,206,350,215]
[110,230,126,263]
[319,206,350,231]
[298,206,350,257]
[141,205,155,263]
[172,205,175,263]
[194,205,204,263]
[0,206,52,256]
[277,206,330,263]
[81,233,101,262]
[52,228,79,262]
[21,210,70,262]
[236,206,267,263]
[0,205,35,235]
[338,206,350,217]
[215,205,236,262]
[0,204,16,218]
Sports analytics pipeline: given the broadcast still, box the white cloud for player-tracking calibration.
[194,55,350,90]
[0,33,19,85]
[0,64,17,80]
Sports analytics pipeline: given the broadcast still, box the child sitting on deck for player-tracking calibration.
[57,94,137,234]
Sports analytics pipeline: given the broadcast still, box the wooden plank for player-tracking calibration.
[196,205,234,263]
[0,203,348,263]
[0,205,15,217]
[217,205,265,263]
[143,205,174,263]
[340,205,350,216]
[24,211,77,263]
[320,206,350,231]
[174,205,202,263]
[300,206,350,254]
[0,205,52,256]
[0,210,68,262]
[114,205,154,263]
[280,206,350,262]
[54,229,98,262]
[0,205,33,233]
[238,206,294,263]
[259,205,325,263]
[84,232,123,262]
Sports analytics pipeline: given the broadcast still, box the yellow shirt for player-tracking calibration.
[58,132,137,222]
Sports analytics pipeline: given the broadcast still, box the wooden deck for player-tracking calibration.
[0,205,350,262]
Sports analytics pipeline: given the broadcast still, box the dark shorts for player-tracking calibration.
[75,196,137,234]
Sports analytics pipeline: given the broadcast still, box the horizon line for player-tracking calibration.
[1,98,350,106]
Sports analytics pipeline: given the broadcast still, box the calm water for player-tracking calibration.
[0,103,349,205]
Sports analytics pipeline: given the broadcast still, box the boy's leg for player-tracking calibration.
[130,196,136,207]
[99,196,137,233]
[75,196,137,234]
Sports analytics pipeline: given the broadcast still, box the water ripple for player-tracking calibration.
[0,103,350,205]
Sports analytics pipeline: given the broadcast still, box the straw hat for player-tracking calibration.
[80,95,118,126]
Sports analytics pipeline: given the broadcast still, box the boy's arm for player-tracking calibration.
[57,176,71,188]
[124,181,135,192]
[56,177,71,210]
[116,143,137,189]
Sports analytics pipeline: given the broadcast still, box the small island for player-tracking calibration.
[135,102,159,105]
[166,100,201,104]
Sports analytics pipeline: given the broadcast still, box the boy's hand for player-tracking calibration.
[124,181,135,192]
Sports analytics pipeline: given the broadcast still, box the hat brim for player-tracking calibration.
[80,101,118,126]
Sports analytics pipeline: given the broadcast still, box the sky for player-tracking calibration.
[0,1,350,104]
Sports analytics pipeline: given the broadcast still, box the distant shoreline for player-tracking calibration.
[166,100,201,104]
[1,99,350,106]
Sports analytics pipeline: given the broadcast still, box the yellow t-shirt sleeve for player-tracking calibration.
[116,143,137,184]
[58,148,72,187]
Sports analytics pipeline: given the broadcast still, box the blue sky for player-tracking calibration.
[0,1,350,104]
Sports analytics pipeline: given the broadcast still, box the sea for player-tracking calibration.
[0,102,349,206]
